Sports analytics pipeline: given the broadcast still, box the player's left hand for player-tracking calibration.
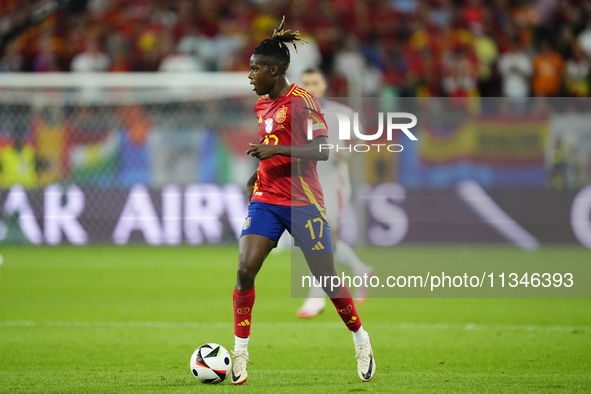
[246,143,277,160]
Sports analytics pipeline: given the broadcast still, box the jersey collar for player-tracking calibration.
[272,83,297,101]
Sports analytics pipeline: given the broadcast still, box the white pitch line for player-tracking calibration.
[1,321,588,332]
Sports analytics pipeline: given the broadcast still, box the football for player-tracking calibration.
[190,343,232,384]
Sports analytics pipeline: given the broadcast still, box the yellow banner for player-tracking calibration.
[420,119,549,164]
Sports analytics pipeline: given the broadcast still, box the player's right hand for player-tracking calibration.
[246,143,278,160]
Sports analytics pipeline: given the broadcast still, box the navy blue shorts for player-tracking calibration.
[241,201,334,255]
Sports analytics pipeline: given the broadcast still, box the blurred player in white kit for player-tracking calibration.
[296,67,374,318]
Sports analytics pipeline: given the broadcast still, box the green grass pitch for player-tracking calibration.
[0,245,590,393]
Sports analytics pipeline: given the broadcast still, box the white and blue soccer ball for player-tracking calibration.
[190,343,232,384]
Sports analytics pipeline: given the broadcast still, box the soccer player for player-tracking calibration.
[296,68,375,318]
[231,17,375,385]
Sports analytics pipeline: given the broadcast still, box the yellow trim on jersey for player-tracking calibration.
[297,158,328,222]
[293,87,311,99]
[286,84,297,96]
[294,88,317,111]
[294,95,314,117]
[294,88,327,134]
[292,87,311,107]
[293,92,313,112]
[294,87,313,100]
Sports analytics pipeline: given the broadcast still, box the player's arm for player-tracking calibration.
[246,136,329,161]
[246,168,258,202]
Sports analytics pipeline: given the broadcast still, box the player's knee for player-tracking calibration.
[236,264,256,288]
[322,286,339,298]
[237,265,255,281]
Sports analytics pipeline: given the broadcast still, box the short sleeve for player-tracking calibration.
[292,95,329,141]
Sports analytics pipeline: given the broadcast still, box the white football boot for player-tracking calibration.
[231,350,249,385]
[355,335,375,382]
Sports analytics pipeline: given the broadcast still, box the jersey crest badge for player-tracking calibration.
[275,106,287,123]
[265,118,273,133]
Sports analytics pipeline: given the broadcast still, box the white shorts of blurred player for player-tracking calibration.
[321,168,352,232]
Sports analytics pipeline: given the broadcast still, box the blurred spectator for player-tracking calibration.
[489,0,512,32]
[553,0,585,34]
[0,132,38,189]
[212,23,247,72]
[549,138,568,189]
[498,38,532,98]
[433,23,473,62]
[159,44,204,72]
[307,1,340,62]
[565,44,590,96]
[372,0,399,40]
[392,0,418,14]
[375,39,409,88]
[461,0,486,29]
[152,4,178,29]
[414,48,442,97]
[333,34,367,96]
[577,19,591,58]
[442,46,478,97]
[71,38,110,72]
[286,21,321,82]
[534,0,560,25]
[66,20,89,59]
[33,32,64,72]
[472,23,499,96]
[87,0,112,17]
[117,105,151,187]
[178,27,216,71]
[32,104,66,186]
[251,12,279,43]
[430,0,455,27]
[109,49,133,72]
[512,0,540,27]
[106,31,132,67]
[408,19,435,54]
[532,41,565,96]
[136,25,166,72]
[0,40,23,72]
[555,26,575,60]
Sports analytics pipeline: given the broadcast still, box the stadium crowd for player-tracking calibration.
[1,0,591,97]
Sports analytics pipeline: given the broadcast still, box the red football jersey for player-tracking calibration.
[251,84,328,207]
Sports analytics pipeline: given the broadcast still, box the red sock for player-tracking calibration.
[233,287,255,338]
[330,286,362,332]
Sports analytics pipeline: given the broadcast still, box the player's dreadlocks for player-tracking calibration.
[253,16,308,72]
